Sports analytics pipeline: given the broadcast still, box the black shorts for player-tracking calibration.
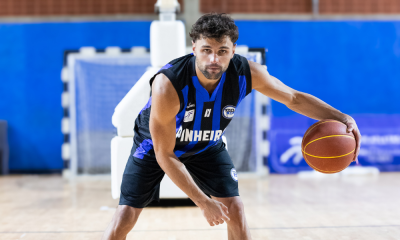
[119,142,239,208]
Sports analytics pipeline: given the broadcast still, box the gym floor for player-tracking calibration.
[0,173,399,240]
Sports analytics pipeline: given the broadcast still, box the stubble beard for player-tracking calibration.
[196,58,227,80]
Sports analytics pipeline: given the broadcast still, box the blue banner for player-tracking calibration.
[269,114,400,173]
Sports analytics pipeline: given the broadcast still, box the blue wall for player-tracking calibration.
[236,21,400,116]
[1,20,400,171]
[234,21,400,173]
[0,21,151,172]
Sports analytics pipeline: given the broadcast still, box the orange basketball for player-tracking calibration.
[301,119,356,174]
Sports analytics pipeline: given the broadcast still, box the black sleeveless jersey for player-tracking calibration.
[133,53,252,159]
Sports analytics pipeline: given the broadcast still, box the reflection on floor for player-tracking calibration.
[0,172,399,240]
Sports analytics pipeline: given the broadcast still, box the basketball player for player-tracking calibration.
[102,13,361,240]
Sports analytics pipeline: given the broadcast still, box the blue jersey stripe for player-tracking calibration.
[191,75,210,101]
[191,73,226,102]
[238,75,247,105]
[193,73,227,155]
[175,77,208,157]
[209,72,226,101]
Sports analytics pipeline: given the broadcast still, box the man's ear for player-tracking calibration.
[232,43,236,56]
[192,40,196,56]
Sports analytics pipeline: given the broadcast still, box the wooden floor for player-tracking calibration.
[0,173,399,240]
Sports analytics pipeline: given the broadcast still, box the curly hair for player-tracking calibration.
[189,13,239,44]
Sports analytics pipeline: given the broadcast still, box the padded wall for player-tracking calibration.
[1,20,400,171]
[235,21,400,172]
[0,21,151,172]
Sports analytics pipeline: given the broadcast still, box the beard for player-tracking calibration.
[196,58,227,80]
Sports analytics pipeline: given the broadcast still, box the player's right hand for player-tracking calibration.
[200,198,230,226]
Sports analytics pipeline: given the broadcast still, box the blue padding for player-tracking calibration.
[235,21,400,115]
[0,21,151,171]
[2,20,400,171]
[234,20,400,173]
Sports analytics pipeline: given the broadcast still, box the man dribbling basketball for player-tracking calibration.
[102,13,361,240]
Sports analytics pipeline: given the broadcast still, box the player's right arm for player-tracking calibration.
[150,73,230,226]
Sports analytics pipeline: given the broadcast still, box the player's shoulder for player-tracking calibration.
[152,72,174,91]
[163,53,194,75]
[150,73,181,119]
[169,52,194,64]
[247,58,268,76]
[231,54,253,95]
[231,53,247,65]
[230,54,251,73]
[150,53,193,86]
[152,73,179,101]
[150,54,193,112]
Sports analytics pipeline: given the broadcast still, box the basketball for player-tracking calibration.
[301,120,356,174]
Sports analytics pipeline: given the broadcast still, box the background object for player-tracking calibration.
[65,50,151,174]
[0,120,9,175]
[1,1,400,174]
[0,21,152,172]
[2,20,400,173]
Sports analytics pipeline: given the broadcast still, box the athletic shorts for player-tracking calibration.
[119,141,239,208]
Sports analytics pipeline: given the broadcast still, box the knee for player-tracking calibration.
[112,205,143,232]
[228,199,245,223]
[230,198,244,213]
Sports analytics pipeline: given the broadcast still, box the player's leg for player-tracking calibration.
[102,149,165,240]
[102,205,143,240]
[211,196,251,240]
[183,141,252,239]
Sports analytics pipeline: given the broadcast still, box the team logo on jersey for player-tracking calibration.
[222,105,236,119]
[184,110,195,122]
[230,168,238,182]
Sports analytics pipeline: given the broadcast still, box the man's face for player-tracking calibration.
[192,36,236,80]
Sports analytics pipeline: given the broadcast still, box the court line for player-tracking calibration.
[0,225,399,234]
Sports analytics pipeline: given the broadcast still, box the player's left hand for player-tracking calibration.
[343,116,361,163]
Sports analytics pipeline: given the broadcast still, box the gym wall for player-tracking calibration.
[1,20,400,172]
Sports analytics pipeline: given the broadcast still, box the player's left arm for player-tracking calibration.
[249,60,361,161]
